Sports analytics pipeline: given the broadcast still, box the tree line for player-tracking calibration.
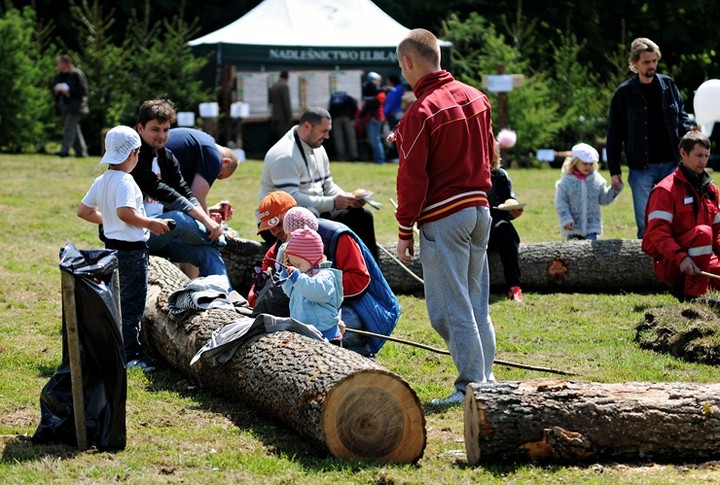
[1,0,718,158]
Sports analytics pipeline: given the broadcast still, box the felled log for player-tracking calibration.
[493,238,664,293]
[142,256,426,463]
[464,379,720,465]
[221,234,665,295]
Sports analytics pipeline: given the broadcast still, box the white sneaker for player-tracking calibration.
[431,390,465,406]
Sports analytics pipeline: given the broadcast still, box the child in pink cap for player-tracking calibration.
[280,226,343,341]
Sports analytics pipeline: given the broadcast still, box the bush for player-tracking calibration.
[0,6,53,152]
[56,0,211,155]
[0,1,211,154]
[441,12,563,165]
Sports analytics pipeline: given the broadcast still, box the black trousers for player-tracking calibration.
[321,207,379,262]
[487,219,521,289]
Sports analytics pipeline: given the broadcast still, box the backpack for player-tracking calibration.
[317,219,401,354]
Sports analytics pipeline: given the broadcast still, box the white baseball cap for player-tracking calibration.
[100,125,141,165]
[571,143,599,164]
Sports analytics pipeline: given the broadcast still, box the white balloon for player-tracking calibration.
[701,121,715,137]
[694,79,720,126]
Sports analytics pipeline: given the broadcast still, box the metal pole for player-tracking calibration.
[60,271,88,450]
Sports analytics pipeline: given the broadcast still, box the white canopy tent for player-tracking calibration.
[191,0,411,49]
[189,0,451,71]
[188,0,451,156]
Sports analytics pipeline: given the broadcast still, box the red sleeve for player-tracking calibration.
[642,187,686,265]
[247,245,277,307]
[334,235,370,299]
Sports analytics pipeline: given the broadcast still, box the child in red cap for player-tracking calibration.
[280,226,343,341]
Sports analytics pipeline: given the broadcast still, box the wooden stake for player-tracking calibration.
[60,271,87,451]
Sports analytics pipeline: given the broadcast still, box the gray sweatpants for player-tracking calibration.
[419,206,496,391]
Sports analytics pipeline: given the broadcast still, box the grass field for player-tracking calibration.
[1,154,719,483]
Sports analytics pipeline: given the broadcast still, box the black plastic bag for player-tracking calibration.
[32,243,127,451]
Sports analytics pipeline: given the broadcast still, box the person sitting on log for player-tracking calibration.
[279,226,344,342]
[249,191,401,357]
[488,141,524,302]
[642,129,720,302]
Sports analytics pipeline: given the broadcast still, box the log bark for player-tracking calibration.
[492,238,664,293]
[142,256,426,463]
[464,379,720,465]
[221,235,665,295]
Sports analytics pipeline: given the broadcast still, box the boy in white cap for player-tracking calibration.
[77,125,172,369]
[554,142,624,240]
[280,226,343,341]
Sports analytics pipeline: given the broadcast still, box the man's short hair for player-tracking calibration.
[280,70,289,79]
[217,145,240,176]
[56,54,73,65]
[397,28,441,67]
[137,99,177,127]
[629,38,661,73]
[678,128,710,153]
[299,106,331,125]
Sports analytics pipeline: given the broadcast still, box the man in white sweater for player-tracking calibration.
[258,106,378,260]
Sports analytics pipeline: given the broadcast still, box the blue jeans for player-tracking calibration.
[148,210,229,283]
[419,206,496,391]
[340,305,372,356]
[365,119,385,164]
[628,162,677,238]
[115,248,148,361]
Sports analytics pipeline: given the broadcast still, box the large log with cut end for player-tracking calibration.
[497,238,664,293]
[464,379,720,465]
[220,235,664,295]
[143,256,426,463]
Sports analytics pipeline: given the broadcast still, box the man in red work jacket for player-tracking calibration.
[642,129,720,301]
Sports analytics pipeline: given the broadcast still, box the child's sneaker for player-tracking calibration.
[508,286,523,302]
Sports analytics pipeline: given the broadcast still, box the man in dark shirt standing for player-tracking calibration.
[606,37,693,238]
[269,70,292,143]
[50,54,89,158]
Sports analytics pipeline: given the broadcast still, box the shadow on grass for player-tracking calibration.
[140,365,412,472]
[1,435,82,463]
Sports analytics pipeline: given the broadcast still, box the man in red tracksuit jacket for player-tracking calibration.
[642,129,720,301]
[394,28,496,406]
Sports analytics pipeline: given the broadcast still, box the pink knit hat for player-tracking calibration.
[283,206,318,234]
[285,226,325,268]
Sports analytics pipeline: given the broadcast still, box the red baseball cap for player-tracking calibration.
[257,191,297,233]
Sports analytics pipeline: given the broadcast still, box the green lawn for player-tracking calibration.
[1,154,717,483]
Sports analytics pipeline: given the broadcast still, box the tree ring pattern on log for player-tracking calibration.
[323,370,427,463]
[335,387,403,457]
